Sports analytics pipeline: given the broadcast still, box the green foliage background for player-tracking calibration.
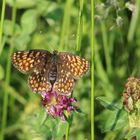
[0,0,91,140]
[95,0,140,140]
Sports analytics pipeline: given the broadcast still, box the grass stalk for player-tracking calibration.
[1,1,16,140]
[0,0,6,54]
[59,0,73,50]
[127,0,140,42]
[1,82,27,105]
[76,0,84,52]
[91,0,94,139]
[101,22,112,75]
[0,0,6,139]
[9,0,17,115]
[95,40,114,98]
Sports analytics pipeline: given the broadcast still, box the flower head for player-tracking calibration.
[123,77,140,128]
[41,90,77,120]
[123,77,140,112]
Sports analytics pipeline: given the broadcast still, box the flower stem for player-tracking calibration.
[65,112,70,140]
[65,121,70,140]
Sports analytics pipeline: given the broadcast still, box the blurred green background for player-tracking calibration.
[0,0,91,140]
[95,0,140,140]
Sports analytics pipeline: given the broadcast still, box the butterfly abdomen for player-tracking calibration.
[48,65,57,85]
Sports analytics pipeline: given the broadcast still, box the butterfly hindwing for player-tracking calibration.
[28,71,51,93]
[53,64,76,95]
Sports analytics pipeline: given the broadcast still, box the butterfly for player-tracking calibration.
[11,50,89,95]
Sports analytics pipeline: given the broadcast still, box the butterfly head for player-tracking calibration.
[53,50,58,55]
[51,50,58,64]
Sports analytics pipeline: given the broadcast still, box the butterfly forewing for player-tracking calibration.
[11,50,51,73]
[59,52,89,79]
[53,64,76,95]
